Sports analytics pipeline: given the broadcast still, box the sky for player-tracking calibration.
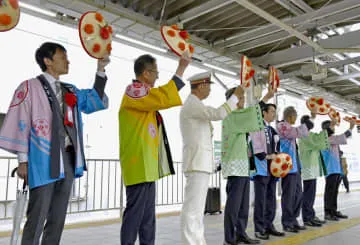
[1,13,360,179]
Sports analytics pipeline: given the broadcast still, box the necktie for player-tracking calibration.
[266,125,272,153]
[55,81,72,147]
[55,81,63,114]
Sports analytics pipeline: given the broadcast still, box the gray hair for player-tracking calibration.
[283,106,297,120]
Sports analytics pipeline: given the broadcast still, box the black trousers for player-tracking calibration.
[281,172,302,228]
[253,175,277,232]
[224,176,250,243]
[302,179,317,222]
[324,174,342,216]
[342,175,350,192]
[121,182,156,245]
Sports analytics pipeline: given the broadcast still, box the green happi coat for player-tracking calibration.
[221,104,264,178]
[298,130,330,180]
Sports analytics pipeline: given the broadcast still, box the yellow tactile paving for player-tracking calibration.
[265,217,360,245]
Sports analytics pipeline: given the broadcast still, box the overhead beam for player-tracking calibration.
[225,7,360,53]
[290,0,313,13]
[320,72,360,85]
[167,0,233,24]
[232,0,325,54]
[281,56,360,79]
[275,0,303,15]
[215,0,360,48]
[252,29,360,67]
[325,56,360,69]
[281,77,360,113]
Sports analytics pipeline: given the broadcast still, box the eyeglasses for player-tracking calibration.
[147,69,159,75]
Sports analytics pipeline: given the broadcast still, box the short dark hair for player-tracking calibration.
[321,120,331,130]
[134,54,156,77]
[35,42,66,72]
[262,103,276,114]
[225,87,236,100]
[300,115,310,124]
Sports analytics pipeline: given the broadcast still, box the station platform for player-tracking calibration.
[0,190,359,245]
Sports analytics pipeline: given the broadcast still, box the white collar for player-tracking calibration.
[42,72,57,85]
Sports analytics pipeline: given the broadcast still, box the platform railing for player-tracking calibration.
[0,157,221,220]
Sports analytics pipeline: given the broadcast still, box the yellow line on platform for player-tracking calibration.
[265,217,360,245]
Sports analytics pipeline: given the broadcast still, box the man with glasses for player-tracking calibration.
[119,52,191,245]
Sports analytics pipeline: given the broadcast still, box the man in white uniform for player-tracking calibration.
[180,71,243,245]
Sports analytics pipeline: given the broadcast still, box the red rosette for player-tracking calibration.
[64,92,77,107]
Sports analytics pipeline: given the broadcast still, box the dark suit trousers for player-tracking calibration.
[281,172,303,228]
[224,176,250,243]
[324,174,341,216]
[254,175,277,232]
[121,182,156,245]
[302,179,317,222]
[21,150,75,245]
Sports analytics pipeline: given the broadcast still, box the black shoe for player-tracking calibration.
[335,211,348,219]
[237,235,260,244]
[294,224,306,230]
[325,214,339,221]
[283,226,299,233]
[223,241,236,245]
[266,227,285,237]
[313,216,326,224]
[304,220,322,227]
[254,231,269,240]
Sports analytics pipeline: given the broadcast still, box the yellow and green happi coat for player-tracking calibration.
[119,78,182,186]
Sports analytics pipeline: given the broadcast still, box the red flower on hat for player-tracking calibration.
[189,44,194,53]
[100,27,110,40]
[107,25,113,34]
[106,43,112,54]
[246,59,252,67]
[179,30,190,40]
[92,43,101,53]
[167,29,176,37]
[95,12,104,22]
[8,0,19,9]
[171,24,179,30]
[64,92,77,107]
[0,14,12,26]
[178,42,186,51]
[84,24,94,34]
[317,98,324,105]
[249,69,255,78]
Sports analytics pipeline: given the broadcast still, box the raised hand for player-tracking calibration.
[97,54,111,72]
[176,50,192,77]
